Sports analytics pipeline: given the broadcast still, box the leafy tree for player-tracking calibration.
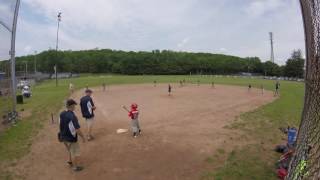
[262,61,282,76]
[284,50,305,78]
[2,49,274,76]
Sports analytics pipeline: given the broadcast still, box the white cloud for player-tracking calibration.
[23,45,32,53]
[245,0,286,17]
[218,48,227,52]
[177,37,190,48]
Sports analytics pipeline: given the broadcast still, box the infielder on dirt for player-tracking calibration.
[80,89,96,141]
[123,103,141,138]
[59,99,86,172]
[168,84,172,96]
[102,82,106,91]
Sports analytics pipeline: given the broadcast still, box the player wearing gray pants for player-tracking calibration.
[131,118,140,135]
[124,103,142,138]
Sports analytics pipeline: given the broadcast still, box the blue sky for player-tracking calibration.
[0,0,304,64]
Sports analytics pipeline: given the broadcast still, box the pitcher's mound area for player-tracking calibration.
[17,84,274,180]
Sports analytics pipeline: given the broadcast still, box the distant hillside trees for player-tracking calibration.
[0,49,305,78]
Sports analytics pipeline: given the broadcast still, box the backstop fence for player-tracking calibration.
[0,0,20,125]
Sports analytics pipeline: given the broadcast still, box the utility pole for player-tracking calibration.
[55,12,62,87]
[8,0,20,114]
[269,32,275,63]
[34,50,37,74]
[24,61,28,79]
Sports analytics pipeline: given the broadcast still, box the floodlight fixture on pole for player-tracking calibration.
[55,12,62,87]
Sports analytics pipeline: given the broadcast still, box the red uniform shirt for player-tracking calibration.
[128,108,139,120]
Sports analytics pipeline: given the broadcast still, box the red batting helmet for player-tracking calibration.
[131,103,138,109]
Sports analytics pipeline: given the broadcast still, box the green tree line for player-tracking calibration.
[0,49,304,77]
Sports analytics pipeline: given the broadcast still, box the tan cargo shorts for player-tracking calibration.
[64,142,80,158]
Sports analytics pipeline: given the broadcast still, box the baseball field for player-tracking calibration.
[0,75,304,180]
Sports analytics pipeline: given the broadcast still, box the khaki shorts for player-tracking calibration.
[64,142,80,158]
[86,117,95,128]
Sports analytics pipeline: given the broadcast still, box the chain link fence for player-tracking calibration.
[0,0,19,125]
[287,0,320,179]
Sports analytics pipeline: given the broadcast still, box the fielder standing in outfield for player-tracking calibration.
[59,99,86,172]
[69,83,74,94]
[80,89,96,141]
[275,81,280,96]
[123,103,141,138]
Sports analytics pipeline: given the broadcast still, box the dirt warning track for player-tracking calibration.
[16,84,275,180]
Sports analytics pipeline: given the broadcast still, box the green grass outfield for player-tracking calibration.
[0,75,304,180]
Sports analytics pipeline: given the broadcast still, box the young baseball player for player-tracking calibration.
[211,81,215,88]
[261,84,264,95]
[248,84,252,92]
[102,82,106,91]
[154,80,157,87]
[168,84,172,96]
[275,81,280,96]
[69,83,74,94]
[123,103,141,138]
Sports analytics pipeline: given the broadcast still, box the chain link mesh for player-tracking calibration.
[0,0,18,125]
[287,0,320,179]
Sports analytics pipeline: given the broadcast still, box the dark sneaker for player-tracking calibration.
[73,166,84,172]
[67,161,73,167]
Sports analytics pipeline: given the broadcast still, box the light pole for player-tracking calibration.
[34,50,37,74]
[24,61,28,79]
[55,12,62,87]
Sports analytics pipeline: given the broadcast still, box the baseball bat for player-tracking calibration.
[122,105,129,112]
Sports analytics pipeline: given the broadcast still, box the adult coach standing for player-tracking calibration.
[80,89,97,141]
[59,99,86,172]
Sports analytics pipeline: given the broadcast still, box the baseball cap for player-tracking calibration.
[85,89,93,93]
[66,99,77,107]
[131,103,138,108]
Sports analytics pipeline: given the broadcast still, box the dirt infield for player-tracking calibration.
[16,84,275,180]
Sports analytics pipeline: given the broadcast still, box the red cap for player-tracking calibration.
[131,103,138,109]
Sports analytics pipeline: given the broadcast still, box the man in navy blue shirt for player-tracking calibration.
[59,99,85,172]
[80,89,96,141]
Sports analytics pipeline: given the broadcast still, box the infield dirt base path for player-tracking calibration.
[16,84,275,180]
